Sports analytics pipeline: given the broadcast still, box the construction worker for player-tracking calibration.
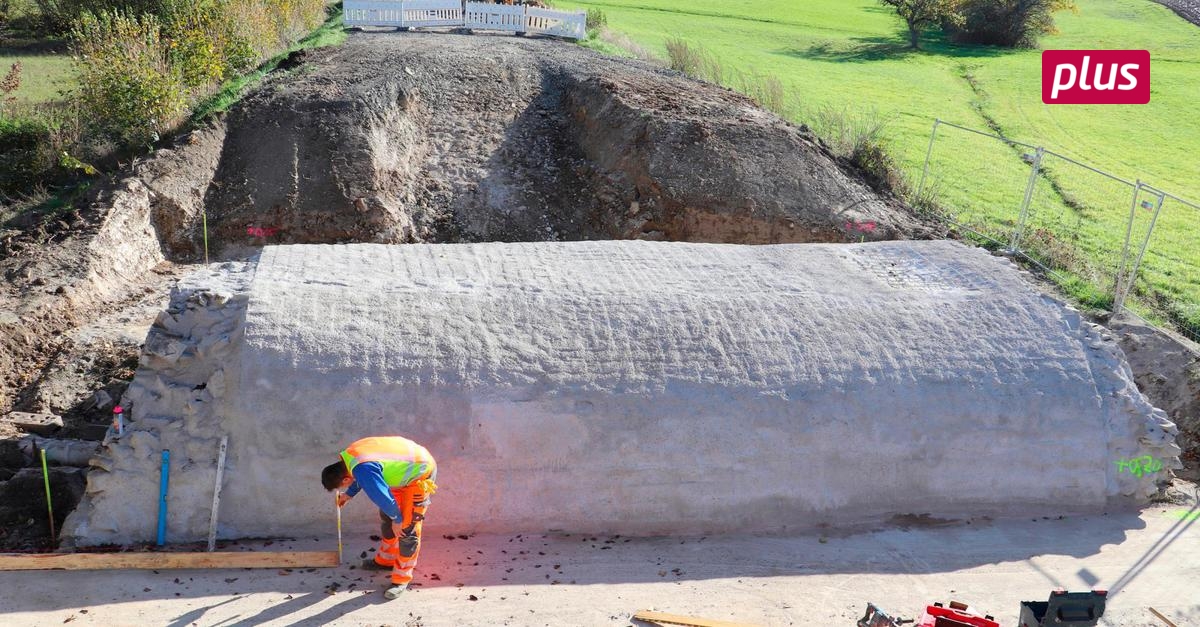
[321,436,438,599]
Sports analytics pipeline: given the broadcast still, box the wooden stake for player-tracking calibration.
[1149,607,1179,627]
[40,449,54,540]
[335,491,343,564]
[0,550,338,571]
[202,209,210,265]
[206,436,228,552]
[632,610,762,627]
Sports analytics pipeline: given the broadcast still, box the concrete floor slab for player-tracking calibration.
[4,500,1198,626]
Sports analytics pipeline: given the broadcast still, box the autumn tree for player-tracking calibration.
[879,0,960,49]
[950,0,1079,48]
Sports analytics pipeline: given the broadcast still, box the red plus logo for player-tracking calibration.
[1042,50,1150,104]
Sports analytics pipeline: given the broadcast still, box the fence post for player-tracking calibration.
[916,119,940,201]
[1115,190,1165,316]
[1010,146,1044,254]
[1113,181,1142,315]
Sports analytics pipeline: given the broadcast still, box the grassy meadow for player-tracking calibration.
[565,0,1200,337]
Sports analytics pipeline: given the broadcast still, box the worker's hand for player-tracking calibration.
[391,520,410,538]
[336,493,351,508]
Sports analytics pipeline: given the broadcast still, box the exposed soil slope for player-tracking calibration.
[1113,319,1200,480]
[203,32,927,248]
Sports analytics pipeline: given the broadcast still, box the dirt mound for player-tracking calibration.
[197,31,925,250]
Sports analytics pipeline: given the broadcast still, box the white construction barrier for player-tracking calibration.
[344,1,586,40]
[524,5,585,40]
[345,0,463,28]
[464,1,525,33]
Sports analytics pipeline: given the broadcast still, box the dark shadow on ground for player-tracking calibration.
[783,32,1016,63]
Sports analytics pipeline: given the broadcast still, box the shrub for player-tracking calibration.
[0,115,58,194]
[67,0,326,154]
[1,62,20,102]
[948,0,1077,48]
[585,8,605,34]
[665,37,702,76]
[35,0,172,34]
[878,0,961,49]
[806,105,905,193]
[72,10,188,149]
[733,72,786,117]
[665,37,725,84]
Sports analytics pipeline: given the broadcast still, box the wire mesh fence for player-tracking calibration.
[915,119,1200,345]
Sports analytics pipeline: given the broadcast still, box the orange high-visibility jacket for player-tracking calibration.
[341,437,436,488]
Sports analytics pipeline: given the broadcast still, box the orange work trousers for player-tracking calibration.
[373,475,433,586]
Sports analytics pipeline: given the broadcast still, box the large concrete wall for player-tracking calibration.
[64,241,1181,545]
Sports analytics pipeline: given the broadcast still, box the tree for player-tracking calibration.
[879,0,960,49]
[950,0,1078,48]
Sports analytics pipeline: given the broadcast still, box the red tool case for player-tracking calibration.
[915,604,1001,627]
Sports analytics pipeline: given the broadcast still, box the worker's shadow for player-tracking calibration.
[220,589,384,627]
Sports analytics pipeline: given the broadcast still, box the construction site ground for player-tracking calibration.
[2,492,1197,627]
[1,28,1199,627]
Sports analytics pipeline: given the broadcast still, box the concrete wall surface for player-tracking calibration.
[63,241,1181,545]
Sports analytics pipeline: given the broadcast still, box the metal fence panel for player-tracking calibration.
[916,121,1040,251]
[1018,150,1138,311]
[918,120,1200,344]
[1123,192,1200,344]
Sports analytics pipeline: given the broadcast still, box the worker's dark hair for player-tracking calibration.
[321,460,349,491]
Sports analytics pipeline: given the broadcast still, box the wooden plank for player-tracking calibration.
[0,551,339,571]
[633,610,762,627]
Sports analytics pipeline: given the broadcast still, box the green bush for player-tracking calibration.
[585,8,606,34]
[72,10,188,148]
[948,0,1077,48]
[35,0,171,34]
[1,0,331,196]
[806,105,905,193]
[68,0,326,154]
[0,115,58,194]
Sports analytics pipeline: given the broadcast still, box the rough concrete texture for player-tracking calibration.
[11,505,1200,626]
[1111,319,1200,478]
[64,241,1180,546]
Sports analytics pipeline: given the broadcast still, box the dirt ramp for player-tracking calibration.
[194,32,922,248]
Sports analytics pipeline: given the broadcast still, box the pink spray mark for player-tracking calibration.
[247,226,280,238]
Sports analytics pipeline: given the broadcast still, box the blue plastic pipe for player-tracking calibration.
[157,450,170,546]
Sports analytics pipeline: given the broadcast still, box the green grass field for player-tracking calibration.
[563,0,1200,337]
[0,0,75,106]
[0,50,74,105]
